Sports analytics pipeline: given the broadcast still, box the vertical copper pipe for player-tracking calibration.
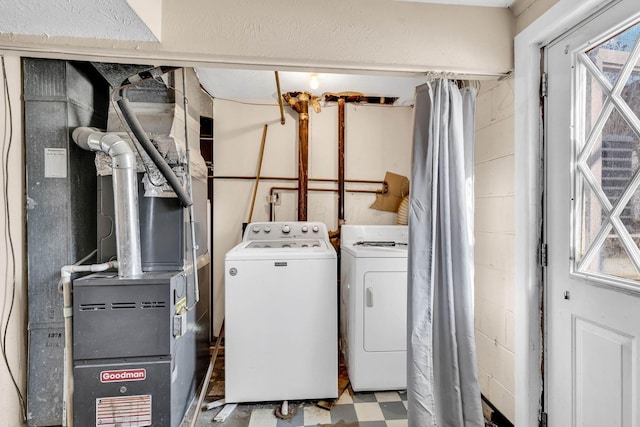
[297,93,310,221]
[338,98,345,226]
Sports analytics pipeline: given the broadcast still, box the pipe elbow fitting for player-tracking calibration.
[72,128,137,169]
[72,127,101,151]
[100,134,137,169]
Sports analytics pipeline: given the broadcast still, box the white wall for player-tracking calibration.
[474,77,516,422]
[212,99,413,334]
[0,54,27,427]
[512,0,559,34]
[0,0,513,76]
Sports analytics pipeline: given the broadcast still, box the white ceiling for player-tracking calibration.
[0,0,156,41]
[195,68,428,106]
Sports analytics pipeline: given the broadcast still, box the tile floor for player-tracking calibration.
[198,389,408,427]
[182,345,408,426]
[185,344,496,427]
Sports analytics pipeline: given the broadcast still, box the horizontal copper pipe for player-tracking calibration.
[268,185,387,221]
[212,175,385,186]
[269,186,386,195]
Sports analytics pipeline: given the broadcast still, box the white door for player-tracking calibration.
[546,1,640,425]
[363,271,407,352]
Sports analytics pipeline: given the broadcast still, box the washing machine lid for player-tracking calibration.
[226,239,336,260]
[341,243,408,258]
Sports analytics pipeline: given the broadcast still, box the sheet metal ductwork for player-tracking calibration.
[72,128,142,278]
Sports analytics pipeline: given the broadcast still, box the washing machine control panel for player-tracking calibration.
[245,221,328,241]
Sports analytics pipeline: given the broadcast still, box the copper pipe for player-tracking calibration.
[212,176,385,186]
[269,186,386,195]
[297,93,310,221]
[268,185,388,222]
[274,71,285,125]
[338,98,346,226]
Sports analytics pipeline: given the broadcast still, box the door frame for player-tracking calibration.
[514,0,617,426]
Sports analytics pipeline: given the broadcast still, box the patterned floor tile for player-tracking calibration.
[386,420,409,427]
[248,408,278,427]
[354,402,385,422]
[303,405,332,425]
[329,403,359,424]
[335,390,353,405]
[379,401,408,420]
[374,391,402,402]
[351,392,378,403]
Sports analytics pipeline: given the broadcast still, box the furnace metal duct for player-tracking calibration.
[72,127,143,278]
[116,97,193,207]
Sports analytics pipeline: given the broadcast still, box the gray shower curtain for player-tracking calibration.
[407,80,483,427]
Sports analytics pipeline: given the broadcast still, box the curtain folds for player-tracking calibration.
[407,80,482,427]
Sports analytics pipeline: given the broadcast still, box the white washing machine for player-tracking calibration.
[224,221,337,403]
[340,225,408,391]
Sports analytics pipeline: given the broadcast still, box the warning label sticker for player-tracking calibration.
[100,368,146,383]
[96,394,152,427]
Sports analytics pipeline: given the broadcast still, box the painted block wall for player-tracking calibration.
[211,99,413,335]
[0,55,27,427]
[474,77,516,422]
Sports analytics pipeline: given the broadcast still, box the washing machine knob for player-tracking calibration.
[282,224,291,234]
[312,225,319,233]
[263,226,271,233]
[252,225,260,233]
[301,225,309,233]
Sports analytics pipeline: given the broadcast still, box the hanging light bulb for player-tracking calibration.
[309,74,320,90]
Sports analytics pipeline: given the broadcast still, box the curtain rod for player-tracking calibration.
[423,69,513,81]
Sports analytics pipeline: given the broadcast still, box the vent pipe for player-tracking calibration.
[338,98,346,226]
[283,92,320,221]
[72,127,142,278]
[296,93,310,221]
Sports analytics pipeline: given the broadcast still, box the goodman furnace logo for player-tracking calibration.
[100,368,147,383]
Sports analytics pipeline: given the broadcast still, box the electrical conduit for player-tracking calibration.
[181,68,200,304]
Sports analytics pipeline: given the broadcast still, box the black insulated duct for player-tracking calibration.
[116,97,193,207]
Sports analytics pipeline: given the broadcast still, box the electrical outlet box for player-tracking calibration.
[173,312,187,338]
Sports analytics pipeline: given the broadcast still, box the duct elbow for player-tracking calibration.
[99,134,137,169]
[71,126,142,278]
[72,127,136,169]
[71,126,100,151]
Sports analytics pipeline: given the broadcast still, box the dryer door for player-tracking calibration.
[363,271,407,352]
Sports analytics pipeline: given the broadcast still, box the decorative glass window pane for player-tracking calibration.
[574,22,640,285]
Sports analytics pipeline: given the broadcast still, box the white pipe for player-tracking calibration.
[61,261,118,427]
[72,128,143,278]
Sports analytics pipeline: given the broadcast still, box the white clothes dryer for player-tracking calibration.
[224,221,337,403]
[340,225,408,391]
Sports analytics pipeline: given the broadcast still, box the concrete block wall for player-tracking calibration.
[474,77,516,422]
